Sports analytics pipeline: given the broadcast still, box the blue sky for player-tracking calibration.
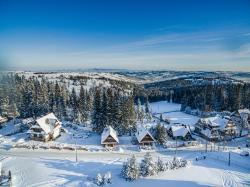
[0,0,250,71]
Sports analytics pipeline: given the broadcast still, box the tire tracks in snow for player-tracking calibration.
[221,170,241,187]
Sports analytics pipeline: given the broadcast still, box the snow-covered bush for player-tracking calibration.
[140,152,157,177]
[121,155,140,181]
[95,173,104,186]
[169,157,187,169]
[103,172,112,184]
[156,157,167,172]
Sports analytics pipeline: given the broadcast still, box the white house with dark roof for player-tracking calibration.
[169,125,192,140]
[28,113,61,141]
[135,125,155,146]
[101,126,119,147]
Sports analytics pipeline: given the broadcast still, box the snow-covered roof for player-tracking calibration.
[22,118,35,124]
[201,115,229,129]
[135,125,155,143]
[0,116,8,123]
[101,126,119,144]
[238,109,250,115]
[200,129,216,138]
[171,125,189,137]
[34,113,60,134]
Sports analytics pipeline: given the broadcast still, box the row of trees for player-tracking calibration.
[143,78,250,112]
[121,153,188,181]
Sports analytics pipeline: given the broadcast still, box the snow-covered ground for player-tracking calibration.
[150,101,181,114]
[0,148,249,187]
[0,101,250,186]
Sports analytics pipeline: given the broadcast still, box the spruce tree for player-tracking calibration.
[78,86,88,122]
[155,123,167,145]
[92,89,103,133]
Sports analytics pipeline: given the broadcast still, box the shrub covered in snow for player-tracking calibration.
[156,157,167,172]
[103,172,112,184]
[140,152,157,177]
[95,173,104,186]
[121,155,140,181]
[169,157,188,169]
[95,172,112,186]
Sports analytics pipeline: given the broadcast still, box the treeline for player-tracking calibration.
[143,79,250,112]
[0,73,151,135]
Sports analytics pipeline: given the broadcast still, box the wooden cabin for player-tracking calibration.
[135,125,155,146]
[28,113,61,141]
[101,126,119,148]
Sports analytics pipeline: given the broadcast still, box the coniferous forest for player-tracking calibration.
[1,72,250,134]
[0,73,142,135]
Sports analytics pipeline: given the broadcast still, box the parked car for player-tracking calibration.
[240,150,249,156]
[246,139,250,147]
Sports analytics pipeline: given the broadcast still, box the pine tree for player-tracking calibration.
[137,98,145,123]
[100,89,108,128]
[156,157,167,172]
[78,86,88,123]
[140,152,157,177]
[106,88,115,127]
[121,155,140,181]
[145,97,150,114]
[70,88,78,122]
[155,123,167,145]
[92,89,103,133]
[1,97,9,117]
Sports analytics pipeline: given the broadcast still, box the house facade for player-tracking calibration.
[101,126,119,147]
[28,113,61,141]
[135,125,155,146]
[168,125,192,141]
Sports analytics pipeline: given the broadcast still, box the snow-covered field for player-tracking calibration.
[1,148,249,187]
[0,101,250,186]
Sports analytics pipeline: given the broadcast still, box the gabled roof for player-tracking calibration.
[171,125,190,137]
[201,115,229,129]
[34,113,60,134]
[135,125,155,143]
[22,117,35,124]
[238,109,250,114]
[101,126,119,144]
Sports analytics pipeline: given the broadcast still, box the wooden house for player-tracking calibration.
[28,113,61,141]
[135,125,155,146]
[101,126,119,148]
[195,115,237,142]
[231,109,250,126]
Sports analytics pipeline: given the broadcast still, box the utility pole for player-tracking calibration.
[72,133,78,163]
[175,139,177,157]
[205,140,208,153]
[75,139,78,163]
